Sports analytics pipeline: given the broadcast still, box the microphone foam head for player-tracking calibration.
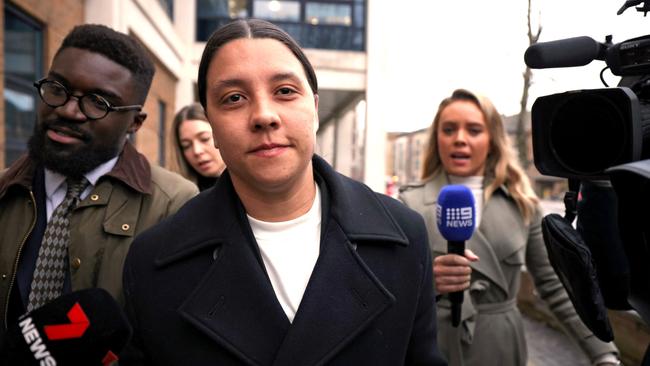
[436,184,476,241]
[1,288,132,366]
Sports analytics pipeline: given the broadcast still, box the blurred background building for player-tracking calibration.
[2,0,649,362]
[0,0,566,196]
[1,0,381,189]
[389,112,567,199]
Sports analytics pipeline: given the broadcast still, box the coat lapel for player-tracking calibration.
[270,157,404,365]
[160,159,406,365]
[271,219,395,366]
[177,223,290,366]
[160,175,291,366]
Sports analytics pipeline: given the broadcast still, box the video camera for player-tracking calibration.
[524,1,650,357]
[525,34,650,179]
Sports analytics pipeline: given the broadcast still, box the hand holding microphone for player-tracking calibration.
[436,185,478,327]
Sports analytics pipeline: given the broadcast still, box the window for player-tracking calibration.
[158,100,166,166]
[305,2,351,26]
[4,4,43,166]
[254,0,300,21]
[196,0,366,51]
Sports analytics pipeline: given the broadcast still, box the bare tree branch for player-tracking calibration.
[516,0,542,169]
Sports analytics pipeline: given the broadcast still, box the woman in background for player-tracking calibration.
[400,89,619,366]
[172,103,225,191]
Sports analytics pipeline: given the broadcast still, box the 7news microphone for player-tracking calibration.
[0,288,132,366]
[436,185,476,327]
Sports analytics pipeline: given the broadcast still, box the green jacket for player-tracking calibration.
[0,142,198,333]
[399,172,617,366]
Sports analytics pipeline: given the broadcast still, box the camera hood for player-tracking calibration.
[532,87,647,179]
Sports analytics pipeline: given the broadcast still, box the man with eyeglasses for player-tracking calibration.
[0,24,198,343]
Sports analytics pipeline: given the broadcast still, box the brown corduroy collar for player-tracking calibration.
[0,141,152,199]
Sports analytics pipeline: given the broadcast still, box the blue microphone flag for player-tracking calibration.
[436,184,476,241]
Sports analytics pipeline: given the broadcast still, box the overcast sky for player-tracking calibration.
[381,0,649,132]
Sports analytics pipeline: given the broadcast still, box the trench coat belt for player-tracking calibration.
[462,297,518,342]
[445,298,518,366]
[474,297,517,314]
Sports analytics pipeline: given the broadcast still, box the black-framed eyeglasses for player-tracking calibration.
[33,78,142,120]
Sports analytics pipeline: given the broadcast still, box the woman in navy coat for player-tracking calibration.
[121,19,446,366]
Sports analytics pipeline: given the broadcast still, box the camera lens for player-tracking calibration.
[550,93,627,175]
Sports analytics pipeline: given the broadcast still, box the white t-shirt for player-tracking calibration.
[247,185,321,322]
[449,175,484,227]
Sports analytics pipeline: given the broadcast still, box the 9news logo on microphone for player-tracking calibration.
[436,185,476,242]
[437,206,473,228]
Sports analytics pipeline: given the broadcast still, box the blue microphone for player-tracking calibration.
[436,185,476,327]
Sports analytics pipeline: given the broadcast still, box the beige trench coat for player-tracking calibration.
[399,172,617,366]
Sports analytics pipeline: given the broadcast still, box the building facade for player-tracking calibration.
[388,113,567,199]
[2,0,383,190]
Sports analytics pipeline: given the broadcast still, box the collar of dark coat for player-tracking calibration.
[154,155,409,266]
[0,141,151,199]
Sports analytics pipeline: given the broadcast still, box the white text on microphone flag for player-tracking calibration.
[445,207,473,228]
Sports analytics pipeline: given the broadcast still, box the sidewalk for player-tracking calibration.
[524,313,590,366]
[525,199,592,365]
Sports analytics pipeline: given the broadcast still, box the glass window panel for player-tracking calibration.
[353,4,364,27]
[306,3,351,26]
[352,29,364,50]
[197,0,248,18]
[196,0,249,41]
[253,1,300,22]
[4,4,42,166]
[4,84,36,166]
[194,0,365,50]
[197,18,233,42]
[4,13,41,81]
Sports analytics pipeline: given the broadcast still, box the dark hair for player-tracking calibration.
[197,19,318,109]
[56,24,155,104]
[171,103,209,183]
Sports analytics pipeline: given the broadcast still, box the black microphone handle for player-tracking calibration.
[448,240,465,327]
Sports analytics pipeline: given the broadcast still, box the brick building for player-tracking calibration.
[2,0,183,170]
[2,0,380,190]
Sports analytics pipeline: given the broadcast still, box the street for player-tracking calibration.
[525,314,591,366]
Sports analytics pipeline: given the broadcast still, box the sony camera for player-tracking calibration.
[526,34,650,179]
[525,1,650,354]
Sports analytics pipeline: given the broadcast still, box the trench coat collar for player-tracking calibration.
[422,173,510,296]
[0,141,151,200]
[156,155,404,366]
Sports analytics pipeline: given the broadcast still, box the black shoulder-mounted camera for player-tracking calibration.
[525,3,650,355]
[525,34,650,179]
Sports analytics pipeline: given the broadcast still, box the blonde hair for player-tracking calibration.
[421,89,539,222]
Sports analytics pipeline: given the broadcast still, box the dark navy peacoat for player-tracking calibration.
[121,156,447,366]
